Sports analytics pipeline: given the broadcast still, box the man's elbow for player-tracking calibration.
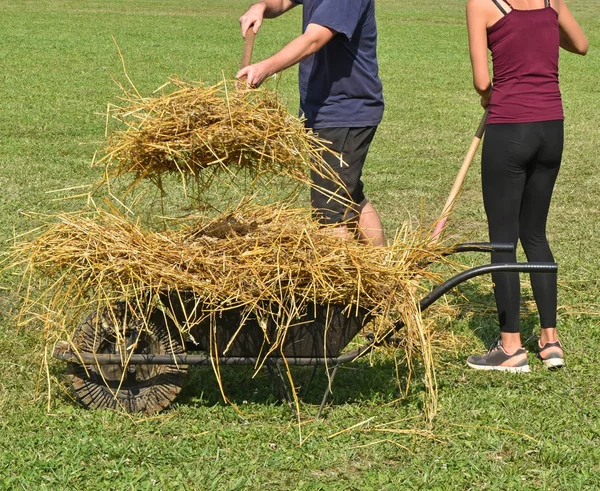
[300,36,322,56]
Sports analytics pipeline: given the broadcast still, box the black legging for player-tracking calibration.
[481,120,564,333]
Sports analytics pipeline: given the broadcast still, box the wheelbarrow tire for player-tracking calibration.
[67,303,187,415]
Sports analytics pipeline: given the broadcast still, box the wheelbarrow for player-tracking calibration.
[53,242,557,417]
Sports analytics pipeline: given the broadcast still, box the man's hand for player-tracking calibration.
[239,2,267,37]
[237,60,273,88]
[239,1,297,37]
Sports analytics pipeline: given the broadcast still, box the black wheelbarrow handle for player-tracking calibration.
[447,242,515,255]
[394,261,557,331]
[416,242,514,269]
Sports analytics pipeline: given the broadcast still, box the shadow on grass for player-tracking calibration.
[176,354,413,413]
[48,351,420,417]
[448,279,543,353]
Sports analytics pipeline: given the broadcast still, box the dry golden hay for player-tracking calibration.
[95,78,346,201]
[5,204,457,417]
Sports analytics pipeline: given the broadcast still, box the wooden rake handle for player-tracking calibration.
[240,29,256,72]
[431,108,489,240]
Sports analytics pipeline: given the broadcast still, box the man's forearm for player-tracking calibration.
[263,25,333,75]
[236,23,334,87]
[257,0,297,18]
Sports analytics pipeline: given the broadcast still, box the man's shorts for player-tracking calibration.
[310,126,378,225]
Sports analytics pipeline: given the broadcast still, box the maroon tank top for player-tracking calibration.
[487,1,564,124]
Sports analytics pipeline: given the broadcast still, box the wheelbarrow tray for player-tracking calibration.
[174,299,369,359]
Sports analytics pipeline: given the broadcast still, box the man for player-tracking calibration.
[237,0,385,246]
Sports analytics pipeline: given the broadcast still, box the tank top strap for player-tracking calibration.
[490,0,512,15]
[545,0,551,7]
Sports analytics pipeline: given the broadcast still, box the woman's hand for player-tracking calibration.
[480,87,492,109]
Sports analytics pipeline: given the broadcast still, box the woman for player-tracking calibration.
[465,0,587,372]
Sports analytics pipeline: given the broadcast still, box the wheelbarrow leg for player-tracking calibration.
[316,364,340,420]
[267,364,299,420]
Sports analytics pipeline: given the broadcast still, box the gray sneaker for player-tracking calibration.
[467,340,530,373]
[537,340,565,369]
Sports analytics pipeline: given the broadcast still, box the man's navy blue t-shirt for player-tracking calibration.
[292,0,384,129]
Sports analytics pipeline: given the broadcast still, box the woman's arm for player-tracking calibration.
[240,0,298,36]
[466,0,492,107]
[236,23,335,87]
[556,0,588,55]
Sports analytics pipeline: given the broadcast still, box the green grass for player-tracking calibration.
[1,0,599,488]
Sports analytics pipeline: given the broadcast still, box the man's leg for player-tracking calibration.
[311,126,383,244]
[357,199,384,246]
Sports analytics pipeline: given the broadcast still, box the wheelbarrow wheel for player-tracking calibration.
[67,303,187,415]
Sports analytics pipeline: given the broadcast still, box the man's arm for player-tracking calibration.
[240,0,298,36]
[236,23,335,87]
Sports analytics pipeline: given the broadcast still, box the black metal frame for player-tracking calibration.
[53,242,557,418]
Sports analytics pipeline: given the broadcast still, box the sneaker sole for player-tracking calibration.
[467,361,531,373]
[541,358,565,369]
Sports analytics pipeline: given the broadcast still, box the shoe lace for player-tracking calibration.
[488,338,502,353]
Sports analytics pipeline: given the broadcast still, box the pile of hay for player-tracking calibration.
[95,78,345,202]
[10,204,447,340]
[6,203,450,417]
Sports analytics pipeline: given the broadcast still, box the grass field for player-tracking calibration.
[1,1,599,489]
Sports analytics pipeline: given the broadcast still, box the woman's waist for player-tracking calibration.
[491,79,561,102]
[487,94,564,124]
